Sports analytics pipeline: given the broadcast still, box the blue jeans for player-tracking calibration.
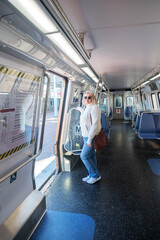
[80,137,100,178]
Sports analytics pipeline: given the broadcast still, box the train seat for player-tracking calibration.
[135,114,141,133]
[135,111,147,132]
[154,113,160,138]
[138,113,160,139]
[101,113,110,138]
[109,108,113,119]
[132,112,138,128]
[124,106,133,120]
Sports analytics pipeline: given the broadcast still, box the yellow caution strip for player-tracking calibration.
[0,66,7,74]
[0,139,35,160]
[0,64,41,83]
[5,68,19,77]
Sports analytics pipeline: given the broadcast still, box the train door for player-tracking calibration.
[0,52,46,239]
[34,73,64,190]
[113,94,124,119]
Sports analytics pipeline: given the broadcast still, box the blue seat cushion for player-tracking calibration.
[138,132,158,139]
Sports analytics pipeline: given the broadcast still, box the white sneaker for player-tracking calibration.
[82,175,90,182]
[87,176,101,184]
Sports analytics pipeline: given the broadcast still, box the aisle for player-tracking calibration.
[46,120,160,240]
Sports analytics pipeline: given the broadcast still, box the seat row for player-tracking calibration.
[133,111,160,139]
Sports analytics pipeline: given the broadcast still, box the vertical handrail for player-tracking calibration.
[98,82,104,106]
[0,73,50,184]
[138,87,142,111]
[108,89,111,117]
[95,76,101,100]
[39,73,51,151]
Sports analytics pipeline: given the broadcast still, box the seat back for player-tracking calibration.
[109,108,112,118]
[135,114,141,132]
[101,113,110,137]
[124,106,133,119]
[139,113,155,133]
[152,113,160,136]
[132,113,137,128]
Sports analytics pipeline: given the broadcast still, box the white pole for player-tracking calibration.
[54,75,58,116]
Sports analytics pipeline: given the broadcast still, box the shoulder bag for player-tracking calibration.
[90,114,109,150]
[94,128,109,150]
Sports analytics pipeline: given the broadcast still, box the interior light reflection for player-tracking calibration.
[64,177,71,190]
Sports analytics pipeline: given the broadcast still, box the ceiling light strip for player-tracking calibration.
[81,67,99,83]
[9,0,58,34]
[47,33,85,65]
[9,0,86,66]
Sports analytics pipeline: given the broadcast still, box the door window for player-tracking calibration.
[151,93,158,110]
[115,96,122,108]
[126,96,133,106]
[34,73,64,189]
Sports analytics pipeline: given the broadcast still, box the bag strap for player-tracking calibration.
[90,113,102,127]
[90,114,92,125]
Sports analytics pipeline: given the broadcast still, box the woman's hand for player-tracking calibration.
[87,143,92,147]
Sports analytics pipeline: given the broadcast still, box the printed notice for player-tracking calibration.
[0,65,41,159]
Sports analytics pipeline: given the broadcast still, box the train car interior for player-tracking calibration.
[1,0,160,239]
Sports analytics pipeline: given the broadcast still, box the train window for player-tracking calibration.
[115,96,122,108]
[34,73,64,189]
[151,93,158,110]
[143,94,146,101]
[149,82,158,91]
[135,95,138,110]
[126,96,133,106]
[142,94,147,109]
[142,94,149,110]
[72,86,80,103]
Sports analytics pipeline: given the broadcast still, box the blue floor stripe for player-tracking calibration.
[147,158,160,175]
[31,210,95,240]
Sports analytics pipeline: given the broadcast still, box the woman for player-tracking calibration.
[79,91,101,184]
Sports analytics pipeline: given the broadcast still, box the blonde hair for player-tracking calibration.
[82,91,98,105]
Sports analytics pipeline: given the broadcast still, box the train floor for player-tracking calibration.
[46,120,160,240]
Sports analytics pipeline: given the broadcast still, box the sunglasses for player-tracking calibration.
[84,96,92,99]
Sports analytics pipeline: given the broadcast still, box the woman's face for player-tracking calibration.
[83,93,92,105]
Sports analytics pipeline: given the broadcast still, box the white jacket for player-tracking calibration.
[79,104,101,145]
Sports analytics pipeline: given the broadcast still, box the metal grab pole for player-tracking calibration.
[108,89,111,117]
[39,73,50,151]
[98,82,104,106]
[95,76,101,100]
[0,73,51,184]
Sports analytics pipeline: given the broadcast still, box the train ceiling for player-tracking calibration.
[0,0,98,87]
[1,0,160,91]
[57,0,160,90]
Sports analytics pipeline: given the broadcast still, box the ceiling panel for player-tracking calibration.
[58,0,160,89]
